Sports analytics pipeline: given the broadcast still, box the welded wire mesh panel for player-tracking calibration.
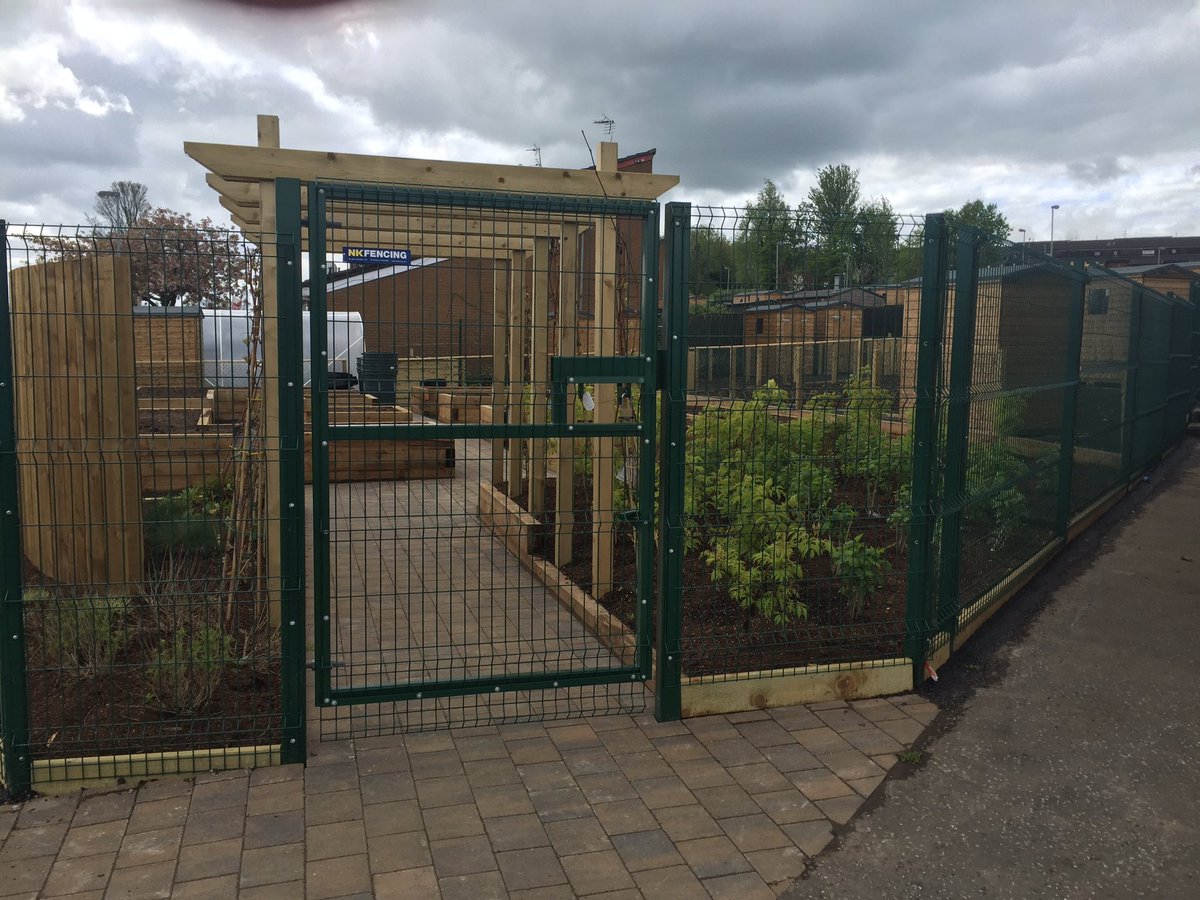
[2,224,283,784]
[1072,270,1135,513]
[951,234,1072,613]
[678,206,921,681]
[308,185,651,735]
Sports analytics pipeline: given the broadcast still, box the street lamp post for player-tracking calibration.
[775,240,789,291]
[1050,204,1060,257]
[1018,227,1026,246]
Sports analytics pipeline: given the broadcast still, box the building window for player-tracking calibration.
[755,317,764,335]
[1087,288,1109,315]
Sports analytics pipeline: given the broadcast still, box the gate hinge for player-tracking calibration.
[306,659,346,670]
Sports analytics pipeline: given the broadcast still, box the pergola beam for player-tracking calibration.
[228,213,536,259]
[221,193,591,239]
[187,142,678,200]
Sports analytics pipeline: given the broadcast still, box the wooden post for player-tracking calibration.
[490,259,509,485]
[507,250,527,494]
[529,237,550,514]
[555,225,579,567]
[258,114,283,625]
[591,142,618,598]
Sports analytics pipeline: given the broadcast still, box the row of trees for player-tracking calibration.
[691,166,1011,297]
[27,181,258,308]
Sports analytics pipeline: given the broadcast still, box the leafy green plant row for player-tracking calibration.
[683,371,1033,626]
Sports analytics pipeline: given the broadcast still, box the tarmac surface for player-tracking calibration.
[785,437,1200,899]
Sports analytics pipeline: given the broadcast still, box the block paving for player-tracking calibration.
[0,694,935,898]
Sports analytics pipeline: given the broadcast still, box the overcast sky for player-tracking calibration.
[2,0,1199,242]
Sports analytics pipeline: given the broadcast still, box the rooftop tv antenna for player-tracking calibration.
[593,115,615,138]
[527,144,543,167]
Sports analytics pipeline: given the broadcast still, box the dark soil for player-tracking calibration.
[139,408,206,433]
[507,475,908,678]
[136,386,207,399]
[21,549,282,760]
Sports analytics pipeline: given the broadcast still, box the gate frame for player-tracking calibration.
[300,180,667,710]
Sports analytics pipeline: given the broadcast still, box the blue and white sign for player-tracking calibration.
[342,246,412,265]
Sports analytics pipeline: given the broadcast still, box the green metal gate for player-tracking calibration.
[301,182,661,723]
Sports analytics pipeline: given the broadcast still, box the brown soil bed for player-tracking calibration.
[136,386,207,399]
[505,476,908,677]
[139,409,205,434]
[21,549,281,760]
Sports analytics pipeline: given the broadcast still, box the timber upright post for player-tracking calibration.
[656,202,690,721]
[529,238,550,513]
[555,225,580,566]
[591,143,619,597]
[491,259,510,485]
[258,114,285,629]
[507,251,528,493]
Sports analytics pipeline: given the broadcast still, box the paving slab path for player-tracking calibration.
[785,438,1200,900]
[0,694,935,898]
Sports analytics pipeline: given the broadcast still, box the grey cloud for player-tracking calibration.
[2,0,1199,233]
[1067,157,1131,184]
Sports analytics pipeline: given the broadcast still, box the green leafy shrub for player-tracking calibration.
[28,590,131,677]
[704,523,826,626]
[888,483,912,548]
[965,426,1030,551]
[144,624,233,715]
[830,536,891,618]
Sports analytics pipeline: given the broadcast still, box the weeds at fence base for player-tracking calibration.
[22,549,281,760]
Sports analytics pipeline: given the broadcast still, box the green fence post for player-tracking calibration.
[0,221,31,794]
[905,214,949,684]
[1056,263,1088,535]
[655,202,689,722]
[1121,287,1143,479]
[935,226,982,645]
[275,180,307,764]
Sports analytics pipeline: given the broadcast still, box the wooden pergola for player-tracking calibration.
[187,115,678,608]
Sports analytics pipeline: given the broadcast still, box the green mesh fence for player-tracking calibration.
[676,206,923,683]
[0,221,299,794]
[910,216,1198,665]
[669,206,1197,689]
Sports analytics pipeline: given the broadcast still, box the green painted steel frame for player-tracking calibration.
[934,226,983,642]
[275,180,308,764]
[904,214,949,679]
[655,202,690,721]
[0,220,31,794]
[307,181,661,707]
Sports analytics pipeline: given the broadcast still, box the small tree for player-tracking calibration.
[27,207,259,308]
[93,180,151,233]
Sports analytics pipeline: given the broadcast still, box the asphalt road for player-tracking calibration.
[785,437,1200,900]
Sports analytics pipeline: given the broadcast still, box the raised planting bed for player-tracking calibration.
[477,378,1063,711]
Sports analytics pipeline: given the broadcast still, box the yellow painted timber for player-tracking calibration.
[32,744,282,796]
[185,141,679,200]
[680,660,913,717]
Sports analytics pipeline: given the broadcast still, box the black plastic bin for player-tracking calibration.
[356,352,399,404]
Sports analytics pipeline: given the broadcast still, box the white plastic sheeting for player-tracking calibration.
[201,309,364,387]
